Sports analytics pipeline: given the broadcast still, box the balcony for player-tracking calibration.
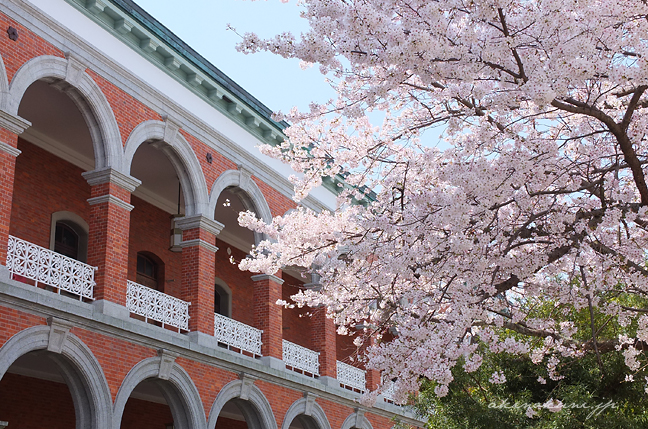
[282,339,320,377]
[213,312,263,358]
[337,361,366,392]
[126,280,190,332]
[6,235,96,300]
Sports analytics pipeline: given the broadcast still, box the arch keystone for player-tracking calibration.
[158,349,178,380]
[47,317,75,354]
[65,52,87,87]
[239,372,257,401]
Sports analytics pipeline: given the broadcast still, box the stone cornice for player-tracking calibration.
[3,0,335,213]
[250,274,285,285]
[64,0,286,146]
[178,238,219,253]
[0,110,31,135]
[82,167,142,192]
[87,195,134,212]
[61,0,344,209]
[0,141,21,158]
[175,215,224,236]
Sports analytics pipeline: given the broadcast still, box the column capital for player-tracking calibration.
[251,273,284,285]
[0,141,21,157]
[179,238,218,253]
[82,167,141,192]
[0,110,31,135]
[175,214,224,236]
[87,194,134,211]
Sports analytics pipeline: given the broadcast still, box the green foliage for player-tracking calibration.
[414,348,648,428]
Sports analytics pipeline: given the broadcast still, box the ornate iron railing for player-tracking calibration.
[337,361,366,392]
[126,280,190,332]
[282,339,320,376]
[382,381,401,405]
[213,312,263,357]
[6,235,96,300]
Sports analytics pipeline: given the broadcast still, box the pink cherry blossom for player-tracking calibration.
[238,0,648,400]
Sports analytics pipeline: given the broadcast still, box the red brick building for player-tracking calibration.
[0,1,422,428]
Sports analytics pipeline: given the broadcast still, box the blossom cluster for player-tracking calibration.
[238,0,648,403]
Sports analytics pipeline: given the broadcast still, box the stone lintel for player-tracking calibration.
[0,110,31,135]
[175,215,224,236]
[87,195,134,212]
[82,167,141,192]
[251,273,284,285]
[179,238,218,253]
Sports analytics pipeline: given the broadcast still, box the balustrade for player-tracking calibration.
[213,312,263,357]
[126,280,190,332]
[282,339,320,376]
[6,235,96,300]
[337,361,366,392]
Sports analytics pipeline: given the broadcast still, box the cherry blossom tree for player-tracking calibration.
[237,0,648,402]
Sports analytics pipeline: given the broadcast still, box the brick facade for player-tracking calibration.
[0,2,418,429]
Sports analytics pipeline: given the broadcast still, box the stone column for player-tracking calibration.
[83,168,140,315]
[252,272,284,369]
[177,215,223,337]
[0,111,30,275]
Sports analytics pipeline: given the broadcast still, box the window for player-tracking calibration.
[214,279,232,317]
[54,222,79,259]
[136,253,161,291]
[49,211,89,262]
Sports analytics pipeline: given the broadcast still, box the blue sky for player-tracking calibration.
[133,0,446,149]
[133,0,334,114]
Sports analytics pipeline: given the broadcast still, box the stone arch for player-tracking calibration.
[49,210,90,262]
[0,321,113,429]
[113,351,206,429]
[4,54,123,170]
[340,410,373,429]
[0,54,8,101]
[208,169,273,244]
[123,119,209,216]
[281,395,331,429]
[207,376,276,429]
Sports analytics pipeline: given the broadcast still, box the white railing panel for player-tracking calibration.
[382,381,403,405]
[126,280,190,331]
[6,235,96,300]
[337,361,366,392]
[282,339,320,376]
[214,312,263,356]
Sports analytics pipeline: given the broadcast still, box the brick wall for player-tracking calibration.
[215,240,255,326]
[128,195,183,297]
[0,6,408,429]
[282,273,312,349]
[0,373,76,429]
[9,139,91,248]
[85,70,161,146]
[121,397,174,429]
[0,12,64,82]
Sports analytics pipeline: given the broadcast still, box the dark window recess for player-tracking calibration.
[214,289,222,315]
[54,222,79,260]
[136,254,159,290]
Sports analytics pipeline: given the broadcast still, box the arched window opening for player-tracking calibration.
[54,222,79,259]
[214,279,232,318]
[49,212,89,262]
[136,252,163,291]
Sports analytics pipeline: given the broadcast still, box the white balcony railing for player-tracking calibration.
[282,339,320,376]
[6,235,96,300]
[126,280,190,332]
[337,361,366,392]
[213,312,263,357]
[382,381,401,405]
